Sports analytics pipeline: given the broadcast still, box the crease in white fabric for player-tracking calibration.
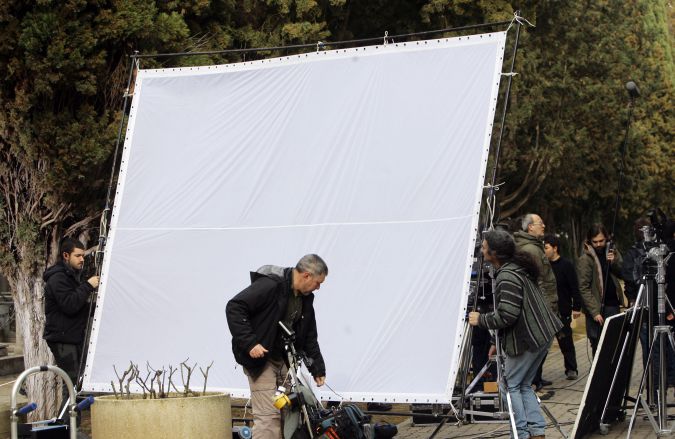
[116,215,473,231]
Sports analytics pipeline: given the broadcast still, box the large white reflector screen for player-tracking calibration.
[84,32,506,403]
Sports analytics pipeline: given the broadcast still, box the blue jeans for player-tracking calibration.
[501,341,551,438]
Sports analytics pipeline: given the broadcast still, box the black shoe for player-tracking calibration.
[566,370,578,380]
[536,389,554,400]
[534,381,544,391]
[540,379,553,386]
[367,402,393,411]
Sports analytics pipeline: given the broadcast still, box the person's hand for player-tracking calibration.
[314,376,326,387]
[594,314,604,325]
[572,311,582,319]
[468,312,480,326]
[249,344,268,359]
[87,276,100,288]
[607,248,615,262]
[488,344,497,357]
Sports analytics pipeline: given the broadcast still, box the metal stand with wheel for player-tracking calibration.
[627,243,674,438]
[10,365,94,439]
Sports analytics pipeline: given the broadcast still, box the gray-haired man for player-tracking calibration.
[514,214,560,391]
[226,254,328,439]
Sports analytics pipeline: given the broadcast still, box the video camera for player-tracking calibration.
[643,208,673,247]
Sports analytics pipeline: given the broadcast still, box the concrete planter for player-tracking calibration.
[91,393,231,439]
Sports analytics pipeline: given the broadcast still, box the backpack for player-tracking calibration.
[316,404,374,439]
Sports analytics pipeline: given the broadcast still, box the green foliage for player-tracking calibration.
[0,0,672,269]
[495,0,674,249]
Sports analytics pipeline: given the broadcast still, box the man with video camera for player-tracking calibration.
[577,223,626,355]
[226,254,328,439]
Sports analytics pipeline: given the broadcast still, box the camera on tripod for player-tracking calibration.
[644,207,672,246]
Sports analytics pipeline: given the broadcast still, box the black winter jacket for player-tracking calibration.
[43,261,94,344]
[226,266,325,379]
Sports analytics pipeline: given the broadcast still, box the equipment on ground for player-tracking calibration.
[278,322,376,439]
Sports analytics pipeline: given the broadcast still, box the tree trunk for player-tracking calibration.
[11,270,60,420]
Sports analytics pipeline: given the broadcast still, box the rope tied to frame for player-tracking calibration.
[322,381,344,406]
[483,182,505,230]
[506,11,535,33]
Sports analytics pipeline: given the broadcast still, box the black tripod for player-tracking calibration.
[627,243,674,437]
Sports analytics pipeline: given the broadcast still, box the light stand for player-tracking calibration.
[627,243,674,437]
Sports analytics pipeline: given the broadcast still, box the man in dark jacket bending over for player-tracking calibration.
[43,237,99,401]
[226,254,328,439]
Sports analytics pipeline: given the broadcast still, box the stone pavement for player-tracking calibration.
[394,336,666,439]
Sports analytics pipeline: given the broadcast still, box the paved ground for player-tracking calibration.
[394,334,666,439]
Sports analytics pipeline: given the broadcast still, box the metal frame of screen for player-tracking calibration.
[82,32,506,403]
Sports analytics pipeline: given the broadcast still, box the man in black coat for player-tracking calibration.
[544,234,583,380]
[226,254,328,439]
[43,237,99,402]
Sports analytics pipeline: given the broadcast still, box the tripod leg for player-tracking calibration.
[538,400,568,439]
[504,388,519,438]
[627,334,661,437]
[455,322,474,420]
[426,417,448,439]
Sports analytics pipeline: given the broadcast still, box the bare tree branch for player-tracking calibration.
[200,361,214,396]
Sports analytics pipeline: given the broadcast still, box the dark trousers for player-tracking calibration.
[534,314,578,385]
[586,305,621,356]
[534,353,547,386]
[557,314,578,372]
[47,342,82,415]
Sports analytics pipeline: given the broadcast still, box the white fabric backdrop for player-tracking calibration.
[83,32,506,403]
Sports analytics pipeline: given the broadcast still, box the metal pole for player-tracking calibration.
[652,245,670,430]
[487,18,521,193]
[134,21,512,60]
[73,52,140,403]
[600,98,634,316]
